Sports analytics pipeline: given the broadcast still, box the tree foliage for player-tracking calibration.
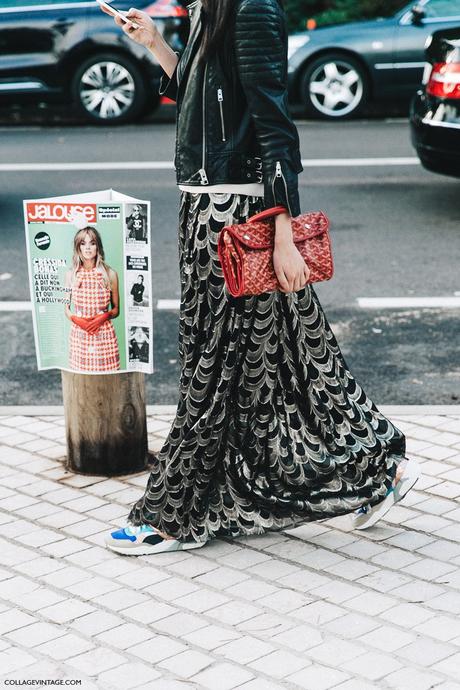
[284,0,409,31]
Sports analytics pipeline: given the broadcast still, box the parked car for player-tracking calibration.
[0,0,189,124]
[410,27,460,176]
[287,0,460,119]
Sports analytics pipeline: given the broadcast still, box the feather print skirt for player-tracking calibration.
[127,191,408,542]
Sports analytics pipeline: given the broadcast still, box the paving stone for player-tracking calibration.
[93,588,150,612]
[191,661,255,690]
[306,636,364,665]
[173,588,230,613]
[66,647,127,675]
[97,661,161,689]
[341,650,403,681]
[214,635,275,664]
[236,679,287,690]
[323,612,380,639]
[345,591,397,615]
[292,600,345,626]
[309,579,365,605]
[270,623,324,651]
[69,610,124,636]
[356,624,416,652]
[5,621,64,647]
[35,632,95,660]
[158,649,214,678]
[390,580,446,603]
[39,599,96,623]
[249,648,311,678]
[18,587,66,612]
[95,622,155,649]
[286,662,350,689]
[0,609,37,635]
[127,635,187,664]
[379,601,434,627]
[0,646,37,674]
[237,613,294,639]
[384,666,444,690]
[195,565,250,589]
[432,651,460,679]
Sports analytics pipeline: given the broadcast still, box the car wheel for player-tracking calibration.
[72,53,146,124]
[301,53,368,119]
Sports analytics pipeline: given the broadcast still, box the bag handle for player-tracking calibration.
[246,205,289,223]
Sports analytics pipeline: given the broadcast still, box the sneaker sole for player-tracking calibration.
[352,488,396,530]
[105,539,207,556]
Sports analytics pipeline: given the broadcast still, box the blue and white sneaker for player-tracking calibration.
[104,523,207,556]
[350,458,421,530]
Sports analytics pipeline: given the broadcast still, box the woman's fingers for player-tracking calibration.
[126,7,143,18]
[276,268,290,293]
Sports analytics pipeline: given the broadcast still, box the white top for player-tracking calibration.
[178,182,264,196]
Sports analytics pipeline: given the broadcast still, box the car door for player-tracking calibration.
[394,0,460,95]
[0,0,89,94]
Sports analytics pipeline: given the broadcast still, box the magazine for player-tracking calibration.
[23,188,153,374]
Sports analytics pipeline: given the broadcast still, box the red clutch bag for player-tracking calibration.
[217,205,333,297]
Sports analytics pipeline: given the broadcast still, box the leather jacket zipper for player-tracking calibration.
[198,62,209,184]
[217,87,226,141]
[272,160,292,216]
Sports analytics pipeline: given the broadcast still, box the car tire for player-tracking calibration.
[72,52,146,125]
[301,52,369,119]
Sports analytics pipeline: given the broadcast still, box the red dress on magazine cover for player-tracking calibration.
[69,267,120,372]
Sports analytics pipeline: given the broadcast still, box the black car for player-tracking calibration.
[287,0,460,119]
[410,27,460,176]
[0,0,189,123]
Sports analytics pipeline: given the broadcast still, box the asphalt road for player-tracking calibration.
[1,114,459,405]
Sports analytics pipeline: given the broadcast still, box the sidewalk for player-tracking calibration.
[0,406,459,690]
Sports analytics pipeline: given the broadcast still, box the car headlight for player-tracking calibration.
[288,34,310,60]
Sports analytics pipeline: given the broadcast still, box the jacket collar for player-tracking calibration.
[177,0,204,88]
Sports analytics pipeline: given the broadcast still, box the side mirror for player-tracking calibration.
[410,4,426,24]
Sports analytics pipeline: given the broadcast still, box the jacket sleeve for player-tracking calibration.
[158,50,181,102]
[233,0,303,217]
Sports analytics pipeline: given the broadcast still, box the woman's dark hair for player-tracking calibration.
[197,0,284,65]
[197,0,233,64]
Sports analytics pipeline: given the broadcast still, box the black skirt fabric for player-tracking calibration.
[127,191,407,541]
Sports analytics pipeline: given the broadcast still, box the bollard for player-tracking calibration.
[61,370,149,476]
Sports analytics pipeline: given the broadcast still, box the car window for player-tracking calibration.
[424,0,460,18]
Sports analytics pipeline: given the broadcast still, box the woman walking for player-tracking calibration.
[103,0,420,556]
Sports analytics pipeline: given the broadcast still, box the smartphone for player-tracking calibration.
[95,0,140,29]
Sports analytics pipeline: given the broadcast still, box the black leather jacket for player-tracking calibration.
[159,0,303,217]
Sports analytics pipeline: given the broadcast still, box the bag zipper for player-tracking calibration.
[198,62,209,184]
[217,87,226,141]
[272,160,292,217]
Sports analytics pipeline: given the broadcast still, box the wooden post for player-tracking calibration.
[61,371,149,476]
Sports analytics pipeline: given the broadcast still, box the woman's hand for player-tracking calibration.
[71,315,93,332]
[273,212,310,293]
[86,312,111,335]
[99,5,159,50]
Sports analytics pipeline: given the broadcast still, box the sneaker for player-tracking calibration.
[393,458,421,504]
[350,458,421,531]
[104,523,207,556]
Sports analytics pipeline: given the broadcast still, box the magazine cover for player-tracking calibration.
[23,189,153,374]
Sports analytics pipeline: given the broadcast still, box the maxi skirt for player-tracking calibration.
[127,191,408,542]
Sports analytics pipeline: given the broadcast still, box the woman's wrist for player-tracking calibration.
[274,213,294,246]
[146,29,161,52]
